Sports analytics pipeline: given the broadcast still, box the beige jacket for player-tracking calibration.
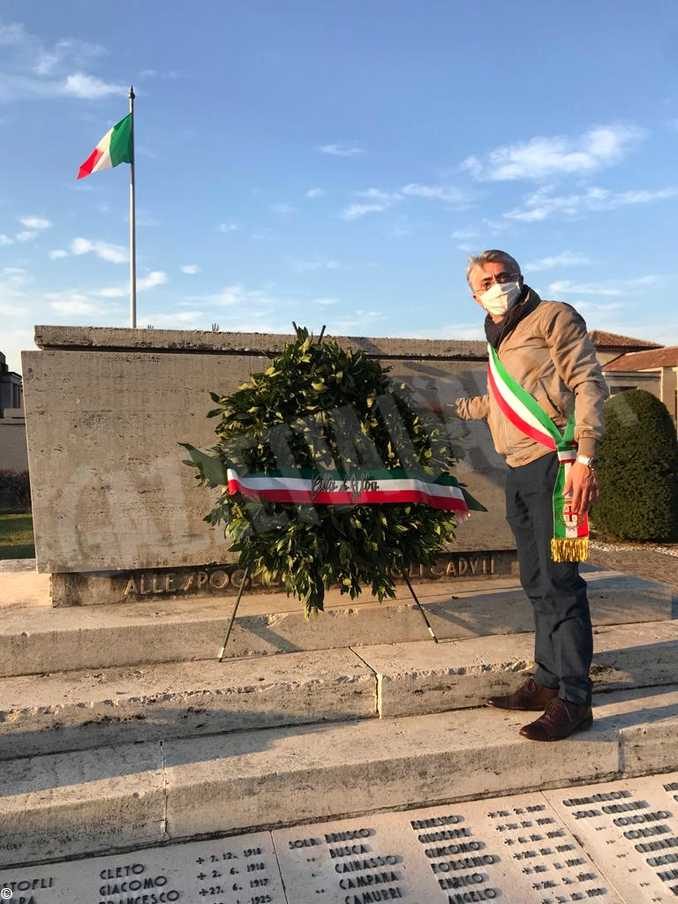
[455,288,609,468]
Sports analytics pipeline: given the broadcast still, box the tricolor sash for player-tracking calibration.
[226,467,485,517]
[487,344,589,562]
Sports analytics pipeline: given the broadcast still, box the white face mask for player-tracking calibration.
[479,280,522,317]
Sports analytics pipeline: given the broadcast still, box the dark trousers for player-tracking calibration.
[505,451,593,706]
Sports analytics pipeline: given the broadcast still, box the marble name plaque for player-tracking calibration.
[3,778,657,903]
[0,831,285,904]
[546,770,678,904]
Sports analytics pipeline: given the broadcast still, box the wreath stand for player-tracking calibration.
[217,564,438,662]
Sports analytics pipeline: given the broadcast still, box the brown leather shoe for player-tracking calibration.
[487,677,559,711]
[519,698,593,742]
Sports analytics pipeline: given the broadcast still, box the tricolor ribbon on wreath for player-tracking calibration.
[226,467,484,516]
[486,343,589,563]
[180,445,485,519]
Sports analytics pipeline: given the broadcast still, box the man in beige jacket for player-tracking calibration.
[455,249,608,741]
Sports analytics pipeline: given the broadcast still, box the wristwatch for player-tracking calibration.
[576,454,596,468]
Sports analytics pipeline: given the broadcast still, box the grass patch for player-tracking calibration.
[0,513,35,559]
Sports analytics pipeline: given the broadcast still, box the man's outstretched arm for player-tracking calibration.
[454,394,490,420]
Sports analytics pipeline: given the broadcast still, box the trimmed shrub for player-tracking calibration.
[0,470,31,513]
[591,390,678,541]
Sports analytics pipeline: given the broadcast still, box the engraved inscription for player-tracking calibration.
[118,553,501,600]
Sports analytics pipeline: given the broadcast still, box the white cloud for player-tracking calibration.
[322,309,385,333]
[523,251,592,273]
[341,188,402,221]
[401,183,467,205]
[548,280,622,297]
[0,234,14,246]
[33,37,105,76]
[358,188,399,203]
[1,266,28,287]
[95,286,126,298]
[342,182,471,221]
[305,187,325,199]
[504,185,678,222]
[342,202,388,221]
[20,215,51,230]
[0,20,121,104]
[49,249,68,260]
[317,143,365,157]
[70,237,127,263]
[62,72,126,99]
[16,230,37,242]
[181,264,200,275]
[546,276,663,300]
[571,301,625,316]
[212,284,259,306]
[137,270,167,291]
[217,222,239,233]
[46,292,100,315]
[463,124,645,181]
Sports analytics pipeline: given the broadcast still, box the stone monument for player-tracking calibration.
[22,325,516,607]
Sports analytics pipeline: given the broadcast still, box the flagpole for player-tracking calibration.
[129,85,137,328]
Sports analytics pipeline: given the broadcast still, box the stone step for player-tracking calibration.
[1,621,676,761]
[2,683,677,868]
[0,568,672,677]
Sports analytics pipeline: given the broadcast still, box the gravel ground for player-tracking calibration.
[590,538,678,591]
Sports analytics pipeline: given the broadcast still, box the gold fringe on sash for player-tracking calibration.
[550,537,589,563]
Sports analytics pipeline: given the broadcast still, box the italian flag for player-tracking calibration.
[77,113,133,180]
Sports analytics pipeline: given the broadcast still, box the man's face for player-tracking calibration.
[468,260,521,308]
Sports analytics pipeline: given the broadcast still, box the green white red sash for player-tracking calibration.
[487,344,589,562]
[226,467,484,516]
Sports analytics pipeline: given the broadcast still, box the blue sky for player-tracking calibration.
[3,0,678,374]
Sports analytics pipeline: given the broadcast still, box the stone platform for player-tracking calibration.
[1,561,676,882]
[1,620,677,760]
[1,684,678,871]
[5,769,678,902]
[0,568,673,677]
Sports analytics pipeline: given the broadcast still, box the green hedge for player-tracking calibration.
[591,390,678,541]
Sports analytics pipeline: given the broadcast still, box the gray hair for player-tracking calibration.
[466,249,522,287]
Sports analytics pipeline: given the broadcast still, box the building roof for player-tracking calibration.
[603,346,678,372]
[588,330,662,350]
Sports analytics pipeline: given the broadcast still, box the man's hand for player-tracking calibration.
[563,461,599,515]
